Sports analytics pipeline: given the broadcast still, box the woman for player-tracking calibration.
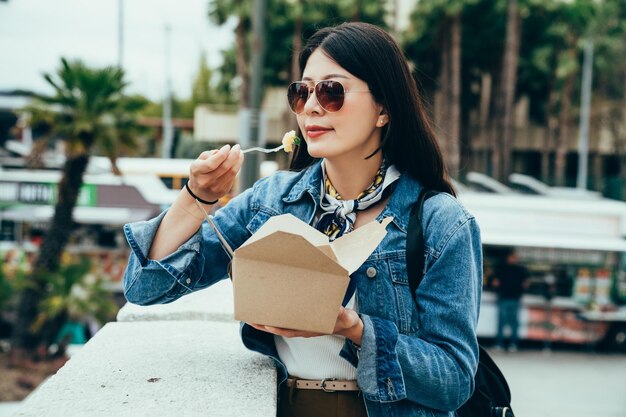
[123,22,482,417]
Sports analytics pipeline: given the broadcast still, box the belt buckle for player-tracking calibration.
[320,378,337,393]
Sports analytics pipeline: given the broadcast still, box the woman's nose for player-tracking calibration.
[303,86,323,115]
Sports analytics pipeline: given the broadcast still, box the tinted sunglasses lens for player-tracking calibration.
[316,80,345,112]
[287,82,309,113]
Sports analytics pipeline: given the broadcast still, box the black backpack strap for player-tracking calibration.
[406,189,439,304]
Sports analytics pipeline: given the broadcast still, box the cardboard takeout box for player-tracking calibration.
[231,214,393,334]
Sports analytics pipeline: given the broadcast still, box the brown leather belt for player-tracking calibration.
[286,378,360,392]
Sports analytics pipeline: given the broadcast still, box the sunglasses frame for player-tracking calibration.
[287,80,370,114]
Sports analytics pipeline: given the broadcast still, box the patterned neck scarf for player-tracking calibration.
[316,160,401,306]
[316,160,401,242]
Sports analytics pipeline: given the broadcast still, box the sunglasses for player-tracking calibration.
[287,80,370,114]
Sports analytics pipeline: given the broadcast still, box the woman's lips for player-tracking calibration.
[306,126,333,138]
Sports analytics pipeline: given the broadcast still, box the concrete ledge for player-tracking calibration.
[117,279,234,322]
[0,402,21,417]
[14,321,276,417]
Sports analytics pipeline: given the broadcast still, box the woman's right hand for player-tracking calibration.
[187,144,244,203]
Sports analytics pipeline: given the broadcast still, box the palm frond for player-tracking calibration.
[35,57,146,158]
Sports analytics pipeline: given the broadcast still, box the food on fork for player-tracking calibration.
[281,130,301,153]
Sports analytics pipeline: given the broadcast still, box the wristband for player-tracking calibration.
[185,181,219,205]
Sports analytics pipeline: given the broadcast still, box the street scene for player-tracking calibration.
[1,0,626,416]
[493,348,626,417]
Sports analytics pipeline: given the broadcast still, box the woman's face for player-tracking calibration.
[296,48,387,162]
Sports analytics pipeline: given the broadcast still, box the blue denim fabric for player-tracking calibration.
[122,160,482,417]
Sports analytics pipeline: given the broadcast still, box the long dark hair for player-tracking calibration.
[289,22,455,196]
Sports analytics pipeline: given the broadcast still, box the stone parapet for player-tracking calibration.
[14,320,276,417]
[117,279,234,323]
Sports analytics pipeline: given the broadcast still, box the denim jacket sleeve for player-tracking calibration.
[345,201,482,411]
[122,187,256,305]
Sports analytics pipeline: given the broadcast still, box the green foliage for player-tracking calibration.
[191,51,215,105]
[0,252,29,313]
[3,250,117,337]
[33,256,117,331]
[209,0,252,26]
[207,0,389,104]
[0,260,9,311]
[34,58,145,160]
[592,0,626,99]
[405,0,506,113]
[187,51,238,112]
[404,0,626,126]
[212,47,239,105]
[271,0,387,82]
[38,59,125,154]
[95,94,151,160]
[139,97,190,119]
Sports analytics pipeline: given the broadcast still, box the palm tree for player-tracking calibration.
[492,0,522,182]
[408,0,464,177]
[208,0,252,108]
[24,109,55,169]
[554,42,576,186]
[12,58,140,355]
[447,10,462,178]
[551,0,595,186]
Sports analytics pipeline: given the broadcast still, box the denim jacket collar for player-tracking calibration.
[282,160,323,204]
[380,173,424,233]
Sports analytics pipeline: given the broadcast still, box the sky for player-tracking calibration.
[0,0,235,101]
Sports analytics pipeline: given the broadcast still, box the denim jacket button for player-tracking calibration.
[185,278,191,285]
[366,267,377,278]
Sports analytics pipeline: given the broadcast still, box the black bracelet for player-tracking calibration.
[185,181,219,205]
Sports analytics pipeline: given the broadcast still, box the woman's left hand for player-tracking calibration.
[248,306,363,345]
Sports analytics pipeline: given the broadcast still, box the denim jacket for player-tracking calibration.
[123,161,482,417]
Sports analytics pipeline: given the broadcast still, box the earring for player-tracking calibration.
[379,118,385,126]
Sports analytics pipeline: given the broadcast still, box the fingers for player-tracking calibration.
[212,144,244,181]
[248,323,266,332]
[333,307,361,335]
[264,326,303,338]
[247,323,322,338]
[188,144,244,200]
[198,149,219,160]
[192,144,239,175]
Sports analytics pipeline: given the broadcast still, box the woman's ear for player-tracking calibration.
[377,111,389,127]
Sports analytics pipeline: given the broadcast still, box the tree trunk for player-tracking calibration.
[621,67,626,184]
[291,16,302,82]
[555,51,576,186]
[498,0,521,181]
[448,13,462,178]
[290,13,303,132]
[543,89,557,183]
[436,18,451,167]
[542,50,558,183]
[25,137,49,169]
[479,73,491,135]
[490,77,502,179]
[235,18,250,108]
[109,155,122,176]
[352,0,362,21]
[12,153,90,353]
[490,61,504,179]
[479,73,492,173]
